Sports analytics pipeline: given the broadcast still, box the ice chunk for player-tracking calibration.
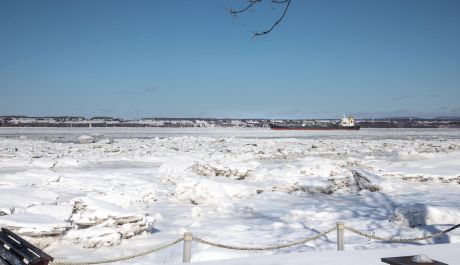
[175,179,258,204]
[71,197,146,227]
[391,203,460,227]
[0,212,71,237]
[64,227,121,248]
[352,169,381,192]
[78,135,94,144]
[69,197,155,242]
[0,187,59,214]
[158,156,195,176]
[390,204,427,227]
[191,162,250,179]
[97,138,113,144]
[55,157,83,167]
[31,157,56,168]
[423,206,460,225]
[0,204,72,248]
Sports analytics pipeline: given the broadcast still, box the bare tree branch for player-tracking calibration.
[225,0,292,36]
[272,0,290,4]
[254,0,291,36]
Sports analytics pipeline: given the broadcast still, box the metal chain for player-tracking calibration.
[192,227,336,251]
[51,238,183,265]
[345,224,460,243]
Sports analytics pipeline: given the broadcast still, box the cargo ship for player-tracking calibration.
[269,116,360,130]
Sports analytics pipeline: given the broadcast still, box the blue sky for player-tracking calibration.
[0,0,459,119]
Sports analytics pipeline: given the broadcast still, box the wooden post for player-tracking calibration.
[337,222,345,251]
[182,232,192,263]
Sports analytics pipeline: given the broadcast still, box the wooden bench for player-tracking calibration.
[381,255,448,265]
[0,228,54,265]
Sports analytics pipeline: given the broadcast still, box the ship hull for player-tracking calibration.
[269,124,360,130]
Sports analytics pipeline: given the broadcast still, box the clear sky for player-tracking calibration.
[1,0,459,119]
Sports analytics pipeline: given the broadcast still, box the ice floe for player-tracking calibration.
[0,128,459,263]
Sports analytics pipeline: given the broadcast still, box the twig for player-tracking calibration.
[254,0,291,36]
[225,0,262,14]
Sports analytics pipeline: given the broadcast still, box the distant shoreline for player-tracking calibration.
[1,124,460,129]
[1,116,460,128]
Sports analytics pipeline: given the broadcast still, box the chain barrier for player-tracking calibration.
[51,237,183,265]
[48,223,460,264]
[192,226,337,251]
[345,224,460,243]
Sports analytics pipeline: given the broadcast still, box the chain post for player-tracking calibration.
[336,222,345,251]
[182,232,193,263]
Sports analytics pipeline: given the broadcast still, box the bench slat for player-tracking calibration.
[0,258,10,265]
[0,245,25,265]
[0,233,41,265]
[1,229,53,262]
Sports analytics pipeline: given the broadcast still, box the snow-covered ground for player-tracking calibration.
[0,128,459,264]
[193,243,460,265]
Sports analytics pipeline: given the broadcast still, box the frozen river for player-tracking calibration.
[0,128,459,264]
[1,127,460,141]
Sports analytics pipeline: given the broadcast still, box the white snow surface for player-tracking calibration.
[193,243,460,265]
[0,128,459,264]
